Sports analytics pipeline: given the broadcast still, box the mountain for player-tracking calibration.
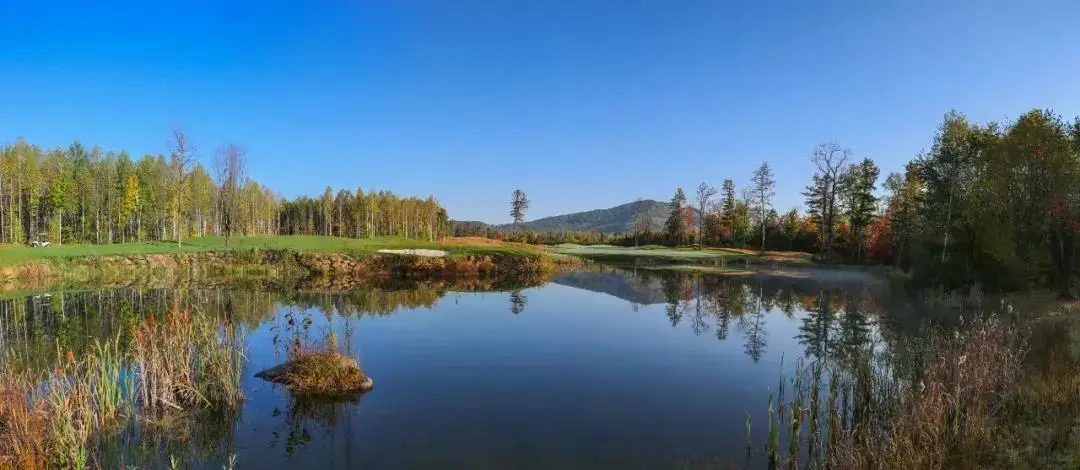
[494,199,675,233]
[550,270,694,305]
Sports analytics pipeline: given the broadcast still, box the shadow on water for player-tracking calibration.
[0,267,1008,469]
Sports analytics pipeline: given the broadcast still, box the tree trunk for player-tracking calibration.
[177,193,182,248]
[942,185,954,264]
[760,217,766,252]
[1051,227,1076,299]
[896,237,906,270]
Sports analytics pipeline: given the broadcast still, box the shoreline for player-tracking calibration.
[0,247,579,293]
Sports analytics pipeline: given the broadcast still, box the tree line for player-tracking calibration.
[485,108,1079,296]
[0,133,451,245]
[650,108,1080,296]
[655,163,826,254]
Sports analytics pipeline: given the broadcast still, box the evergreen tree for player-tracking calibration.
[751,162,775,251]
[663,187,687,245]
[720,179,736,242]
[510,189,530,228]
[840,158,880,261]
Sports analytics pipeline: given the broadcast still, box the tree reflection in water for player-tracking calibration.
[559,266,884,365]
[509,290,527,315]
[0,270,897,370]
[0,268,964,469]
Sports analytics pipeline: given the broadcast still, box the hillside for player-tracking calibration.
[497,199,677,233]
[551,270,699,305]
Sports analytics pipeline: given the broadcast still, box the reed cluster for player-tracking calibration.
[0,309,244,470]
[750,314,1040,469]
[131,309,245,414]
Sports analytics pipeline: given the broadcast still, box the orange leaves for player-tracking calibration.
[866,215,894,263]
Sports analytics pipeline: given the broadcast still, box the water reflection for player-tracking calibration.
[0,269,898,370]
[551,267,882,365]
[509,291,528,315]
[0,284,449,359]
[0,268,955,469]
[270,397,361,458]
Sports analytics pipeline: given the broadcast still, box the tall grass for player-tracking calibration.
[748,314,1045,469]
[0,309,244,469]
[131,309,245,414]
[0,370,48,469]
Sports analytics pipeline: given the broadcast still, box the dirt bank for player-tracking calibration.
[0,249,578,293]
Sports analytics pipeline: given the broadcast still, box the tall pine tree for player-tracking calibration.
[663,187,688,246]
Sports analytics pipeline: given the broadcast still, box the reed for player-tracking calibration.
[766,390,778,468]
[130,309,245,414]
[0,309,245,469]
[747,314,1035,469]
[43,339,134,470]
[0,370,49,470]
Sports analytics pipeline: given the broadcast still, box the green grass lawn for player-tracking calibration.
[0,235,544,266]
[547,244,752,264]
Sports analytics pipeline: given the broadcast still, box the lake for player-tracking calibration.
[0,266,946,469]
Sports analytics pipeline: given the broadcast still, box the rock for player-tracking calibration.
[253,363,292,382]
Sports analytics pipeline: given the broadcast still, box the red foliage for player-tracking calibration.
[1051,198,1065,217]
[866,216,893,263]
[1050,197,1080,233]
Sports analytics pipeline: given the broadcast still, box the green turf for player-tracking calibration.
[0,235,544,266]
[547,244,751,264]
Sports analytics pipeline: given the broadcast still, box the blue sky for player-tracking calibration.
[3,1,1080,223]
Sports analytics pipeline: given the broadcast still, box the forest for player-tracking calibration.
[0,134,451,246]
[4,108,1078,295]
[490,109,1080,296]
[660,109,1080,295]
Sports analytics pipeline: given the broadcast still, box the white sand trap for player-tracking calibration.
[377,248,448,257]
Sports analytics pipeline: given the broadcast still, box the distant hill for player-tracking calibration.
[450,199,697,234]
[550,270,699,305]
[494,199,678,233]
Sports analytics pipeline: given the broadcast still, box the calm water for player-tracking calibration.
[0,267,933,469]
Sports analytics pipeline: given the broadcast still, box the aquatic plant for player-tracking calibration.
[0,309,244,469]
[261,311,372,397]
[0,370,49,469]
[745,313,1053,469]
[131,309,245,413]
[271,348,371,397]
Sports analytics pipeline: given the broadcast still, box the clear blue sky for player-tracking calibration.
[3,1,1079,224]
